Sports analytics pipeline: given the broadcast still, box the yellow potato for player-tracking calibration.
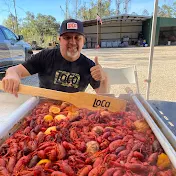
[44,114,53,122]
[49,105,60,114]
[55,114,67,121]
[44,126,56,135]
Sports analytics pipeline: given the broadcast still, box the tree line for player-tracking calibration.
[2,0,176,47]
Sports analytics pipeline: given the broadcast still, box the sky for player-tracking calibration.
[0,0,170,25]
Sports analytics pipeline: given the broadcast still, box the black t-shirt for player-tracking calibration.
[22,48,100,93]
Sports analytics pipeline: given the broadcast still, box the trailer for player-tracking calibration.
[0,91,176,174]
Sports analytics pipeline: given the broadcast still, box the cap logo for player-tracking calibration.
[67,22,78,29]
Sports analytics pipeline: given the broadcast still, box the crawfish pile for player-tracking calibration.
[0,100,175,176]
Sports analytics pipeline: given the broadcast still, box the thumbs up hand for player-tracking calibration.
[94,56,99,65]
[90,56,105,81]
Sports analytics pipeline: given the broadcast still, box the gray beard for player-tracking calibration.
[66,50,79,60]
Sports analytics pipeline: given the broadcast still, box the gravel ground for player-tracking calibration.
[1,46,176,101]
[82,46,176,101]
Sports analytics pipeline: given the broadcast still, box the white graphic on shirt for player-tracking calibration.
[54,70,80,88]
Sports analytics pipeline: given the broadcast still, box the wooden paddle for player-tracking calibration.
[0,81,126,112]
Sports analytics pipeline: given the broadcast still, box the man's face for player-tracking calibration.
[59,33,85,62]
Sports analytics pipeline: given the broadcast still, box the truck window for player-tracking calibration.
[2,28,17,41]
[0,29,5,40]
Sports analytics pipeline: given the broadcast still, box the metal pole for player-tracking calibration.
[75,0,78,19]
[146,0,158,100]
[13,0,19,34]
[65,0,69,19]
[97,19,98,47]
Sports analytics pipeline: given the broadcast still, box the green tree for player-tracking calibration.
[158,2,176,18]
[3,12,60,47]
[173,1,176,17]
[20,12,37,42]
[3,14,16,32]
[35,14,58,35]
[77,0,115,20]
[35,14,60,43]
[34,14,60,44]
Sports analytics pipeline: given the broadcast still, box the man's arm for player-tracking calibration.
[2,64,30,96]
[94,72,110,94]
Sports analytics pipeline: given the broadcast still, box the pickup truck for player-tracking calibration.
[0,25,33,73]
